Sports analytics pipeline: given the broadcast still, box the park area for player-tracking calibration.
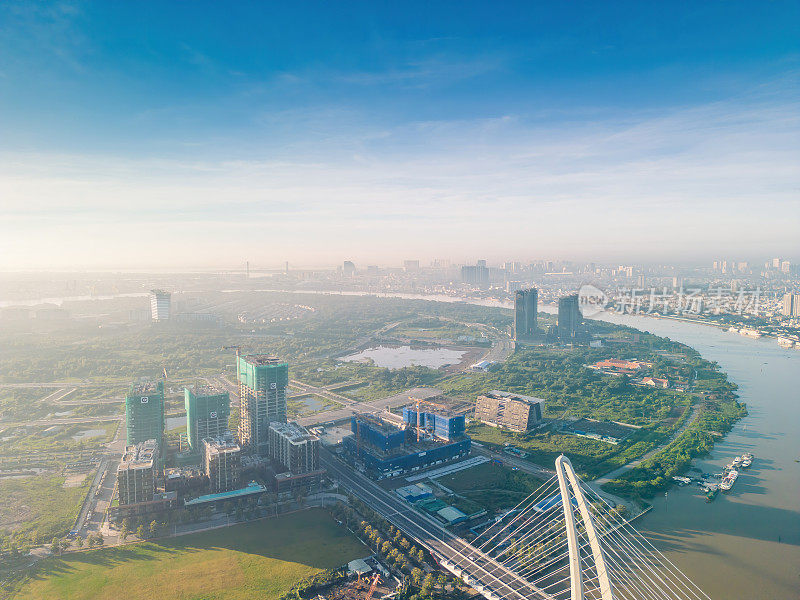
[10,509,366,600]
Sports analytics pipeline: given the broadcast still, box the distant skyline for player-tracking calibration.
[1,1,798,270]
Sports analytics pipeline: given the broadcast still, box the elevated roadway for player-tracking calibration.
[321,449,553,600]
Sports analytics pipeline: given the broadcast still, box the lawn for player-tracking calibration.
[0,473,91,546]
[438,462,544,514]
[12,509,367,600]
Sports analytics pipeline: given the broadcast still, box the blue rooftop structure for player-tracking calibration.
[184,481,266,506]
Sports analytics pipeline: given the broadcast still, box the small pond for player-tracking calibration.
[341,345,466,369]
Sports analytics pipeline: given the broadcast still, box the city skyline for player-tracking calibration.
[1,1,798,269]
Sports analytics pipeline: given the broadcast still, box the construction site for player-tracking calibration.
[343,396,471,479]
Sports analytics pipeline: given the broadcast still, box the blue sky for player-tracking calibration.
[0,1,798,269]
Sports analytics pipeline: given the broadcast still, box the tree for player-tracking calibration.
[136,524,146,539]
[149,520,159,538]
[50,538,61,556]
[76,536,83,548]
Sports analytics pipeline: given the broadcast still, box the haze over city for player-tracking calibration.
[1,4,800,600]
[1,1,798,270]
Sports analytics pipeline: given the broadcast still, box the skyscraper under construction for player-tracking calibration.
[125,380,165,445]
[514,288,538,340]
[236,354,288,455]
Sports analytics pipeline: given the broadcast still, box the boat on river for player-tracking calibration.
[720,469,739,491]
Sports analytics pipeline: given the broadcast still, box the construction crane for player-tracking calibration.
[223,346,244,385]
[364,573,381,600]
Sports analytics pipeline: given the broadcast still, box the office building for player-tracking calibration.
[117,439,158,505]
[149,289,171,321]
[557,293,582,339]
[125,380,165,445]
[783,293,800,317]
[237,354,288,455]
[514,288,539,340]
[403,259,420,271]
[268,422,320,474]
[342,260,356,276]
[203,433,242,493]
[474,390,545,432]
[185,384,231,452]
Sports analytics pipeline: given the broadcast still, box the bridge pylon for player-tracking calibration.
[555,454,615,600]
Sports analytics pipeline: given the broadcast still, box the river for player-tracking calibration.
[595,312,800,600]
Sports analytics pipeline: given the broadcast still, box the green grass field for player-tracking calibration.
[13,509,366,600]
[439,462,544,514]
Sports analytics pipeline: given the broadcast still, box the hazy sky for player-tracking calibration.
[1,1,798,270]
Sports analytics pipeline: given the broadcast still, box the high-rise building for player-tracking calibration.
[781,260,792,274]
[342,260,356,276]
[474,391,544,432]
[461,261,489,286]
[268,422,320,474]
[514,288,538,340]
[203,433,241,492]
[117,439,158,505]
[782,293,800,317]
[237,354,288,455]
[149,289,171,321]
[403,260,420,271]
[558,293,582,339]
[125,380,165,445]
[185,384,231,452]
[772,257,781,269]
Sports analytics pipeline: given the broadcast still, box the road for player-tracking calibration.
[322,449,556,600]
[592,403,703,486]
[296,387,442,427]
[471,444,554,479]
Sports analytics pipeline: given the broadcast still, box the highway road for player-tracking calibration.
[321,450,555,600]
[297,387,442,427]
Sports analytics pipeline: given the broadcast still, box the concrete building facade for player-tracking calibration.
[203,433,242,493]
[474,390,545,432]
[149,289,171,321]
[117,439,158,505]
[268,422,320,474]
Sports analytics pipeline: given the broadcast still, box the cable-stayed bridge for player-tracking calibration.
[323,450,709,600]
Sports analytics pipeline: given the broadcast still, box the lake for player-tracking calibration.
[341,344,467,369]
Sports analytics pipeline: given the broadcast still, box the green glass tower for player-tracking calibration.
[236,354,288,455]
[125,380,165,445]
[184,384,231,452]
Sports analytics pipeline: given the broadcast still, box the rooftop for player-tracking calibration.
[240,354,284,366]
[192,382,225,396]
[405,394,464,416]
[130,380,163,394]
[354,413,403,436]
[183,481,266,506]
[203,433,240,455]
[482,390,546,406]
[119,439,158,470]
[269,421,319,444]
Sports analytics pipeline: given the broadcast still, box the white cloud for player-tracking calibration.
[0,92,798,269]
